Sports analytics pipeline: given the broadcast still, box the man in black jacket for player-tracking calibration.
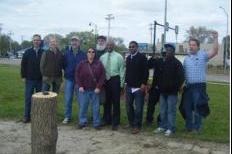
[145,55,161,126]
[153,43,184,136]
[21,34,44,123]
[125,41,149,134]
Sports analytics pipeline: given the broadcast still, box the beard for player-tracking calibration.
[96,44,106,51]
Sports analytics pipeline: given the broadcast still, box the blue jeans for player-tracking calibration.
[126,87,145,129]
[183,84,205,130]
[159,94,177,132]
[78,90,101,127]
[24,80,42,119]
[64,79,77,120]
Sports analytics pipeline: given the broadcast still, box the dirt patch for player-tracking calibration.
[0,121,229,154]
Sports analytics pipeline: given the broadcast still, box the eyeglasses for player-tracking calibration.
[129,46,136,49]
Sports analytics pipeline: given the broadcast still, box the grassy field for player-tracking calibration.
[0,64,230,143]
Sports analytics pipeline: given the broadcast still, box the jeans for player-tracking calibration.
[24,80,42,119]
[78,90,101,127]
[159,94,177,132]
[126,86,145,129]
[183,83,206,130]
[64,79,77,120]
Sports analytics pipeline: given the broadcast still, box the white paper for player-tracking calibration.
[131,88,140,93]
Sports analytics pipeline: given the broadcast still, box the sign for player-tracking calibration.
[138,43,148,52]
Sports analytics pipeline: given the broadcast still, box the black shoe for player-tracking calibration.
[77,124,87,129]
[22,118,30,123]
[101,121,111,127]
[112,125,118,131]
[94,126,102,130]
[146,121,153,127]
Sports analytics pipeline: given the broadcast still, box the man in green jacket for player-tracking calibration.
[40,36,64,93]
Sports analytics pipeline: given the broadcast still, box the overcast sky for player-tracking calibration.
[0,0,230,45]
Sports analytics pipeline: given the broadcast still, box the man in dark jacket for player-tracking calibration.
[62,36,86,124]
[145,55,161,126]
[153,43,184,136]
[125,41,149,134]
[21,34,44,123]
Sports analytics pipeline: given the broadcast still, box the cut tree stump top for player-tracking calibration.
[32,92,57,99]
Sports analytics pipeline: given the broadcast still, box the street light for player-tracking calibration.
[219,6,229,70]
[219,6,229,35]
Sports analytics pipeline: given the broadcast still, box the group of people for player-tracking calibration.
[21,31,219,136]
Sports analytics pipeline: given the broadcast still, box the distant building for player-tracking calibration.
[123,42,226,66]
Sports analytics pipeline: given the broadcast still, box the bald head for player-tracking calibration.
[106,39,115,52]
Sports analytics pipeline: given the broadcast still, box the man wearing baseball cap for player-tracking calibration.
[62,35,86,124]
[153,43,185,136]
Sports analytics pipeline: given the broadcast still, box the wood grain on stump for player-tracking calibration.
[31,92,58,154]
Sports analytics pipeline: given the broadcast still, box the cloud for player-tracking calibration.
[0,0,230,44]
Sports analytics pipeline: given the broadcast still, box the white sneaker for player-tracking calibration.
[164,129,172,136]
[153,127,165,134]
[62,118,70,124]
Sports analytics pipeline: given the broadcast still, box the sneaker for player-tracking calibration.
[153,127,165,134]
[62,118,70,124]
[164,129,173,136]
[22,117,30,123]
[77,124,87,129]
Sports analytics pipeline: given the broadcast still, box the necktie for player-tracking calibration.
[106,52,111,80]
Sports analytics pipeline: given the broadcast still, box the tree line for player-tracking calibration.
[0,26,221,56]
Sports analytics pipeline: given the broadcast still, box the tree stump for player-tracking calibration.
[31,92,58,154]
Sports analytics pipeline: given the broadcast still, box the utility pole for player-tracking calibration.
[21,35,24,43]
[105,14,114,39]
[0,23,2,35]
[149,23,154,45]
[152,20,178,54]
[219,6,229,71]
[163,0,168,51]
[8,31,13,53]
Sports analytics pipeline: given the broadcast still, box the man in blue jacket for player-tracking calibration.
[63,36,86,124]
[21,34,44,123]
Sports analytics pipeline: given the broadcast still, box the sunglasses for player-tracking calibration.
[129,46,136,49]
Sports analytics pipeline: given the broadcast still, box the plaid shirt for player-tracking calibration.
[183,50,209,84]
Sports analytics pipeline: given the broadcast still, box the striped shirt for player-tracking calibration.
[183,50,209,84]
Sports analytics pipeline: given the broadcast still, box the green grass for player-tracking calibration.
[0,64,230,143]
